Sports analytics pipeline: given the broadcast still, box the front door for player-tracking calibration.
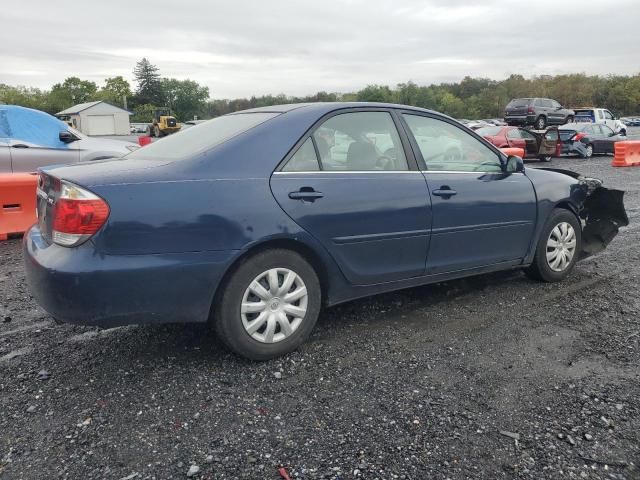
[400,113,537,275]
[271,110,432,285]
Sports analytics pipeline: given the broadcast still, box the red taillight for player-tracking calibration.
[527,106,534,113]
[572,132,586,142]
[51,181,109,247]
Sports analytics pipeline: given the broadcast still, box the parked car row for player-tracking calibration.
[475,125,559,161]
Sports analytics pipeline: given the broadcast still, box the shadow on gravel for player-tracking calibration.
[66,268,526,368]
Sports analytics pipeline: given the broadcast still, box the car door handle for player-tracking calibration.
[432,187,457,198]
[288,188,323,201]
[11,144,29,148]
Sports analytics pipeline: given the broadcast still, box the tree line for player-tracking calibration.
[1,58,639,123]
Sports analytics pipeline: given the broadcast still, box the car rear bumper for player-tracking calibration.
[23,226,236,327]
[504,114,535,125]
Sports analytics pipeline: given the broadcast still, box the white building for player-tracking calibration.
[56,101,131,136]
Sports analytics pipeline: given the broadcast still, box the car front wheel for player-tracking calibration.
[215,249,321,360]
[525,209,581,282]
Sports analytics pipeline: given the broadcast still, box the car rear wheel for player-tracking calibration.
[535,116,547,130]
[215,249,321,360]
[539,155,552,162]
[525,209,581,282]
[566,115,574,124]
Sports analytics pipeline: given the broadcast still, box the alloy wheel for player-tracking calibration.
[240,268,308,344]
[546,222,577,272]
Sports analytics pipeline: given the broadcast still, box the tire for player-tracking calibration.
[583,143,593,158]
[525,209,581,282]
[620,129,627,137]
[539,155,552,162]
[147,126,154,137]
[566,115,574,124]
[154,125,162,137]
[535,116,547,130]
[214,249,322,360]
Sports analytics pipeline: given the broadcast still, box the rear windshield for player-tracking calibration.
[127,112,279,160]
[507,98,531,107]
[475,126,502,136]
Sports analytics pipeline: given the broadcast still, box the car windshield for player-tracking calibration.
[126,112,279,161]
[475,126,502,136]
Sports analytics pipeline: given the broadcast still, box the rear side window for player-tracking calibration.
[127,112,279,161]
[311,112,408,171]
[282,138,320,172]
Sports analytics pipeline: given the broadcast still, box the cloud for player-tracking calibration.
[0,0,638,98]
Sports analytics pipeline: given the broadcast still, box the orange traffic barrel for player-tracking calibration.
[0,173,38,240]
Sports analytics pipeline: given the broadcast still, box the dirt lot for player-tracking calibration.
[1,155,639,480]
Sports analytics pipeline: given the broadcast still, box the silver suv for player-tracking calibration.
[504,98,575,130]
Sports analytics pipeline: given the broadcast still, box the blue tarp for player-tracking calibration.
[0,105,70,149]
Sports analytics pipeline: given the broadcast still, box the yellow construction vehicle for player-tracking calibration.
[147,108,181,137]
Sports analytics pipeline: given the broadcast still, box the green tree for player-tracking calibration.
[95,76,132,108]
[160,78,210,121]
[49,77,98,111]
[133,58,163,105]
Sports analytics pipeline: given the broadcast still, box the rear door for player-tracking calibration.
[271,109,432,285]
[401,113,537,274]
[506,128,527,152]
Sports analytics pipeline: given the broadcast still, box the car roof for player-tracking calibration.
[233,102,441,117]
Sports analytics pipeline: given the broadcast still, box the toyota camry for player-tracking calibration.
[23,103,628,360]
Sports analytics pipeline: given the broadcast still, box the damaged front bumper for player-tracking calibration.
[538,168,629,258]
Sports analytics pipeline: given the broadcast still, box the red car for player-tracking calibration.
[475,126,560,162]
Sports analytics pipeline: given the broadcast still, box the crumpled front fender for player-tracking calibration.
[536,168,629,258]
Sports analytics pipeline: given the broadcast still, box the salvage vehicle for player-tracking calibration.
[573,108,627,136]
[504,98,574,129]
[0,106,138,173]
[476,125,559,161]
[559,123,625,158]
[23,103,628,360]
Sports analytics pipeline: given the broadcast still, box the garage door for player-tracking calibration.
[87,115,115,135]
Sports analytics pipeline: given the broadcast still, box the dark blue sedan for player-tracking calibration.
[23,103,628,359]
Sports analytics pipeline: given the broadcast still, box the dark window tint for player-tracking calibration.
[127,112,279,161]
[507,98,531,107]
[282,138,320,172]
[403,114,501,173]
[312,112,408,171]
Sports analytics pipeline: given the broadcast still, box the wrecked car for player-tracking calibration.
[559,123,626,158]
[476,125,560,162]
[22,103,628,360]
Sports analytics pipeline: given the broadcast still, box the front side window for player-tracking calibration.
[541,99,553,108]
[282,138,320,172]
[551,100,562,108]
[311,112,408,171]
[403,114,502,173]
[601,125,614,136]
[604,110,614,120]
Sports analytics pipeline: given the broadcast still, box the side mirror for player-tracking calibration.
[506,155,525,173]
[59,131,77,143]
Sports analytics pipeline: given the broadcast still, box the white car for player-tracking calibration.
[0,105,138,173]
[571,108,627,136]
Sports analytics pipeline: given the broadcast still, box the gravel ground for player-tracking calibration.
[1,154,639,480]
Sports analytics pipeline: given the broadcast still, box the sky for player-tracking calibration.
[1,0,639,99]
